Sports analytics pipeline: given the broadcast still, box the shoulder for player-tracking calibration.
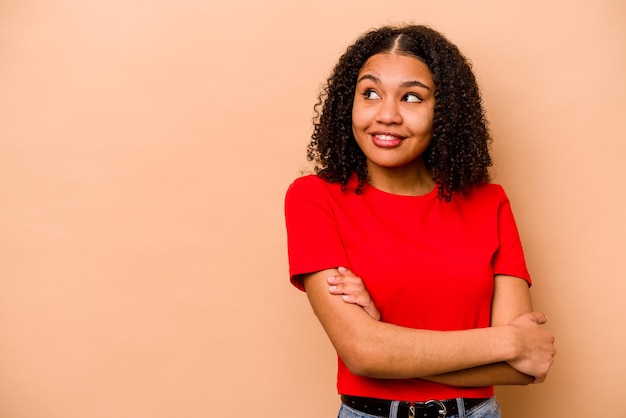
[286,174,346,200]
[469,182,507,198]
[453,182,509,208]
[285,175,331,211]
[285,175,362,218]
[287,174,326,192]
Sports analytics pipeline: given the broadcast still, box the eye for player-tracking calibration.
[403,93,423,103]
[362,89,381,100]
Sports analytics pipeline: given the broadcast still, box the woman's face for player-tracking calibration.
[352,53,435,179]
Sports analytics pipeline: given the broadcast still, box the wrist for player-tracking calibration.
[495,324,519,363]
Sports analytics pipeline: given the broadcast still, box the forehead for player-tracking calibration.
[358,53,433,82]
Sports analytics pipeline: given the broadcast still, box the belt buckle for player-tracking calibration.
[408,400,446,418]
[425,400,447,418]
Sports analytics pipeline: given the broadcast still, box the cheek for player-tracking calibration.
[407,112,434,133]
[351,105,371,131]
[351,104,360,125]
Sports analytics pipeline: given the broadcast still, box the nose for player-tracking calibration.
[375,99,402,125]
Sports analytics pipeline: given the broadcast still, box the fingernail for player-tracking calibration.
[329,285,337,292]
[338,266,347,272]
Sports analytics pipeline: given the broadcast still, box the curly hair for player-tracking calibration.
[307,25,492,201]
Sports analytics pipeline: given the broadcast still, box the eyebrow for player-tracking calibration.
[357,74,432,91]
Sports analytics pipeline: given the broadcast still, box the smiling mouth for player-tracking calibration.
[372,133,403,148]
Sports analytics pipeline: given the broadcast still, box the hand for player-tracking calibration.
[328,267,381,321]
[505,312,556,383]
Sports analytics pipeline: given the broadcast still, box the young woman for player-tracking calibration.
[284,25,556,418]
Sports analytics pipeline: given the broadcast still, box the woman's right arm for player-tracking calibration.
[304,268,555,380]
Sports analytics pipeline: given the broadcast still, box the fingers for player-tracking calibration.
[328,267,381,321]
[332,287,365,305]
[506,311,556,381]
[530,350,556,384]
[510,311,548,327]
[328,269,367,301]
[327,266,362,289]
[526,311,548,325]
[337,266,350,274]
[328,280,370,304]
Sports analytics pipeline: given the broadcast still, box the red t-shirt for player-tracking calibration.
[285,174,531,401]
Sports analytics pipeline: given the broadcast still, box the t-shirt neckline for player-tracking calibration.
[362,181,439,201]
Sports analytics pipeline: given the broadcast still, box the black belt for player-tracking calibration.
[341,394,488,418]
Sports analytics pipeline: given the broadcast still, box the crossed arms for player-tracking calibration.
[303,267,556,386]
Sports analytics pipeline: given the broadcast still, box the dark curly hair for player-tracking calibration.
[307,24,492,201]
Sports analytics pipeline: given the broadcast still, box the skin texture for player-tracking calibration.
[351,54,435,195]
[304,268,555,382]
[328,269,543,386]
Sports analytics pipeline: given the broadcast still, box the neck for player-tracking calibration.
[367,162,435,196]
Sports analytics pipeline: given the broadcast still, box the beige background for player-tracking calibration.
[1,1,624,417]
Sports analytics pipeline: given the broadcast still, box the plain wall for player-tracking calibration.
[1,1,624,417]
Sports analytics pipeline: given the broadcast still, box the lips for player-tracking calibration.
[371,133,403,148]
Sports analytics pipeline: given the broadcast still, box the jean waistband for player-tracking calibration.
[341,394,489,418]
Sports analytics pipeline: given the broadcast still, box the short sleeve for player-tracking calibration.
[284,176,349,291]
[493,188,532,285]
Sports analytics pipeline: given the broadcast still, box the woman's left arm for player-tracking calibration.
[331,273,541,386]
[422,275,536,386]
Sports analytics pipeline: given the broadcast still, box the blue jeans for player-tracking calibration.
[338,396,501,418]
